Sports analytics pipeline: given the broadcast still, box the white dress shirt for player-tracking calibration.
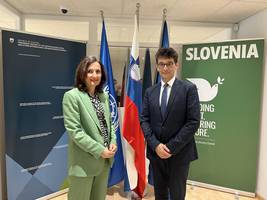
[159,76,176,106]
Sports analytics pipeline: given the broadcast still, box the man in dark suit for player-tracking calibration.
[140,47,200,200]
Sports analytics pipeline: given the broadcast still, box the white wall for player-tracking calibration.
[25,18,89,41]
[203,28,232,42]
[237,9,267,199]
[0,1,20,29]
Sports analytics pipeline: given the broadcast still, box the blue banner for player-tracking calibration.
[2,30,86,200]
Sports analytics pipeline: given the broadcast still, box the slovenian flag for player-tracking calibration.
[100,19,126,187]
[122,13,146,198]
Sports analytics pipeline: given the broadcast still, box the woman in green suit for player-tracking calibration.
[62,56,117,200]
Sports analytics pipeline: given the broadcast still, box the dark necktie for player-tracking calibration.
[161,83,168,117]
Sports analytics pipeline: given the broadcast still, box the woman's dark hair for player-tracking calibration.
[155,47,178,64]
[75,56,107,93]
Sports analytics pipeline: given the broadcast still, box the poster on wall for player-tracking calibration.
[182,39,264,195]
[1,30,86,200]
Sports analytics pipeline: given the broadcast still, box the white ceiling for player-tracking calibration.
[3,0,267,23]
[1,0,266,82]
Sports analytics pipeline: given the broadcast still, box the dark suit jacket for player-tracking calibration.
[140,79,200,164]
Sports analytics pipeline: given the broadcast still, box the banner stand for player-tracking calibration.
[36,188,68,200]
[187,180,255,197]
[1,29,86,200]
[182,39,264,198]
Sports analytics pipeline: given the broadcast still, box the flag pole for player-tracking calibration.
[159,8,167,47]
[100,10,104,22]
[163,8,167,21]
[136,3,140,27]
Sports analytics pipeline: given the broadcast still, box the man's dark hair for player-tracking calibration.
[75,56,106,93]
[155,47,178,64]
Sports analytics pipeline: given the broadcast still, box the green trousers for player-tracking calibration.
[68,163,110,200]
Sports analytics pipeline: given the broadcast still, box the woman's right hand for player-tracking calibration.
[100,148,115,158]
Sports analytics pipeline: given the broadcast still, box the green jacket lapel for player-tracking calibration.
[78,90,111,132]
[78,91,101,130]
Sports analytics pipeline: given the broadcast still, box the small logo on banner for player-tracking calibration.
[104,86,119,132]
[9,38,14,43]
[187,76,224,102]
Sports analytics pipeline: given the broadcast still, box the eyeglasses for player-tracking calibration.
[157,62,175,68]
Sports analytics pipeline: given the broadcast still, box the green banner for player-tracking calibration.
[182,39,264,193]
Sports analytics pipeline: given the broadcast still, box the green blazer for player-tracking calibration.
[62,88,116,177]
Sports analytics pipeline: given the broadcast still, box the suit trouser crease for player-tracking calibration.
[151,158,190,200]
